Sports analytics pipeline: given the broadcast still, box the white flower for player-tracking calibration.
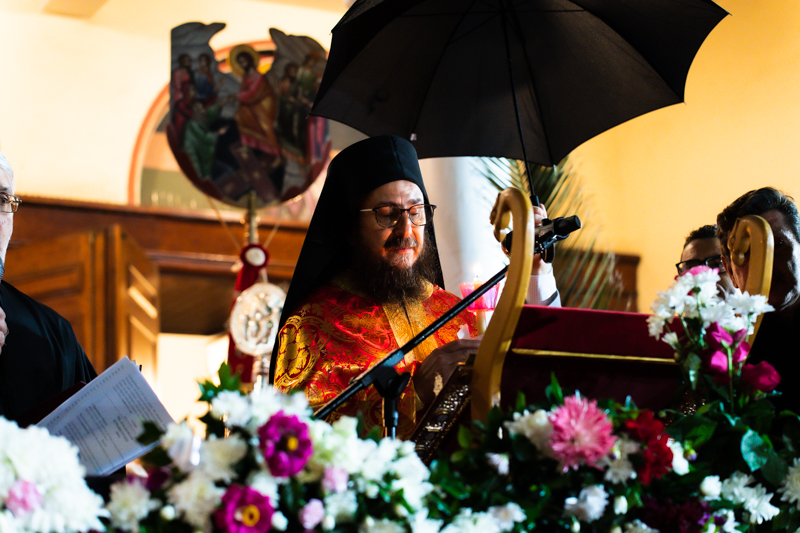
[486,453,509,475]
[667,439,689,475]
[488,502,525,531]
[614,496,628,515]
[167,470,225,532]
[661,331,680,350]
[743,484,779,524]
[714,510,738,533]
[441,509,501,533]
[324,490,358,525]
[161,421,200,471]
[610,526,622,533]
[272,511,289,531]
[248,471,280,504]
[600,438,639,484]
[106,479,159,531]
[359,516,405,533]
[721,471,755,503]
[409,510,443,533]
[160,505,176,521]
[700,475,722,500]
[198,434,247,482]
[504,409,552,452]
[210,390,251,426]
[727,290,773,317]
[780,457,800,509]
[564,485,608,523]
[647,314,666,338]
[624,519,659,533]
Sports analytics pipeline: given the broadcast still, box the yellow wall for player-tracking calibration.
[570,0,800,310]
[1,0,798,314]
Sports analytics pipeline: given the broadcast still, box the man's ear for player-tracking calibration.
[721,255,740,288]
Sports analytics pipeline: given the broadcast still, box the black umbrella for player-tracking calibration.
[311,0,728,196]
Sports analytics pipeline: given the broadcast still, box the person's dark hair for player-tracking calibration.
[683,224,718,248]
[716,187,800,260]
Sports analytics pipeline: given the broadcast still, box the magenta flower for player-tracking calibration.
[6,479,42,515]
[682,265,713,277]
[214,485,273,533]
[742,361,781,392]
[322,466,349,493]
[299,499,325,529]
[704,324,750,374]
[548,395,617,472]
[257,412,313,477]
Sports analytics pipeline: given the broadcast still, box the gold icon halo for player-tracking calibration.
[229,44,261,76]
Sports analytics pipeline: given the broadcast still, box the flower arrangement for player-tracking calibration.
[0,417,107,533]
[105,366,441,533]
[103,266,800,533]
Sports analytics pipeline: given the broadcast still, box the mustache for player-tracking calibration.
[384,235,418,250]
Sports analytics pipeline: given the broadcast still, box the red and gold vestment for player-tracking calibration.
[275,272,476,439]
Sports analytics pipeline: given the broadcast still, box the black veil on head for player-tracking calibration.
[269,134,445,383]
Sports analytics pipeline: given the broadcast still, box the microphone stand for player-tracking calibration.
[313,265,509,436]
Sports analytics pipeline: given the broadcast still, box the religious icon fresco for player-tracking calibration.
[168,23,331,209]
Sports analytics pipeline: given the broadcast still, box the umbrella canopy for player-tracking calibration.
[312,0,728,168]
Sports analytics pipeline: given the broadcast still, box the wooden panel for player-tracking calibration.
[4,230,106,371]
[10,197,307,335]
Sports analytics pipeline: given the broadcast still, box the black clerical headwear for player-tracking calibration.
[269,135,444,383]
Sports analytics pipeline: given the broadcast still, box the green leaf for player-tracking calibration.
[741,429,771,471]
[545,373,564,405]
[457,425,473,450]
[136,420,165,445]
[760,449,788,486]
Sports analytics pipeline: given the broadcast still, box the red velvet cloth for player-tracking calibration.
[503,306,680,411]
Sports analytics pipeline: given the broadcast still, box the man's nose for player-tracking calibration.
[393,211,414,239]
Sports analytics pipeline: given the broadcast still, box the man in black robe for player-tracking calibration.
[0,152,96,423]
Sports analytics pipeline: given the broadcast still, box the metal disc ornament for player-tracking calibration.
[230,282,286,357]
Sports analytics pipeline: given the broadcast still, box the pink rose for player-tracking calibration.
[708,351,730,374]
[741,361,781,392]
[683,265,714,277]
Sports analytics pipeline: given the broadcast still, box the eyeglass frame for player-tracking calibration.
[675,254,726,275]
[0,193,21,213]
[359,203,437,228]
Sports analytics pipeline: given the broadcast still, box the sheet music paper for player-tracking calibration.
[38,357,174,476]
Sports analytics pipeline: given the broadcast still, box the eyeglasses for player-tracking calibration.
[0,193,20,213]
[676,254,725,275]
[360,203,436,228]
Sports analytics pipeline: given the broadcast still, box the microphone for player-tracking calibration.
[502,215,582,262]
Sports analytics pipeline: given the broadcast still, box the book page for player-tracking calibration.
[39,357,174,476]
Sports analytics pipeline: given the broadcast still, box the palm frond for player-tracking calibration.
[476,158,632,311]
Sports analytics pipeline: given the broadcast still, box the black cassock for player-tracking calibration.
[0,281,96,423]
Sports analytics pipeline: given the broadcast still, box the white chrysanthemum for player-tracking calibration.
[504,409,552,452]
[359,517,405,533]
[721,471,755,503]
[486,453,509,475]
[780,457,800,510]
[358,438,402,484]
[488,502,525,531]
[162,421,200,471]
[441,509,502,533]
[272,511,289,531]
[667,439,689,475]
[728,291,773,317]
[210,390,251,427]
[106,480,159,531]
[743,484,779,524]
[661,331,680,350]
[624,519,659,533]
[564,485,608,523]
[198,434,247,482]
[167,470,225,532]
[700,475,722,500]
[647,314,666,338]
[614,496,628,515]
[0,418,107,533]
[600,437,639,484]
[249,388,311,429]
[409,509,443,533]
[248,471,280,504]
[714,510,738,533]
[325,490,358,526]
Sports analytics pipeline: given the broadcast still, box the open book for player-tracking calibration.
[38,357,174,477]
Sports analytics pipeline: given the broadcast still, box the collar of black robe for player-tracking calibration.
[269,134,444,384]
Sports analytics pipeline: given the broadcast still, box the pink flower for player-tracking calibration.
[257,412,313,477]
[704,324,750,374]
[741,361,781,392]
[299,499,325,529]
[214,485,273,533]
[321,466,348,493]
[548,395,617,472]
[683,265,713,277]
[6,479,42,515]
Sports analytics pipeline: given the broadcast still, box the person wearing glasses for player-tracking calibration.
[271,135,558,438]
[676,224,735,296]
[0,152,96,424]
